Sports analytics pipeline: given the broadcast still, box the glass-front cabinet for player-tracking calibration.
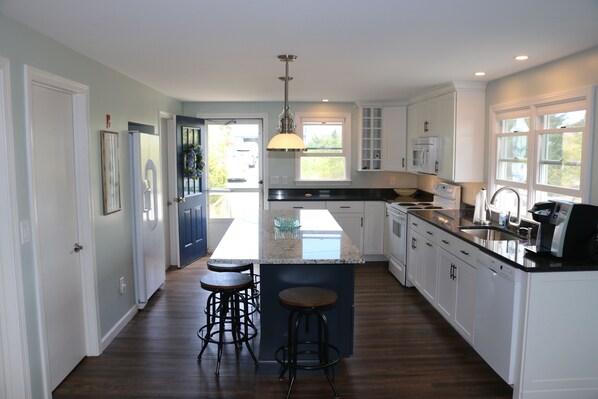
[360,107,383,171]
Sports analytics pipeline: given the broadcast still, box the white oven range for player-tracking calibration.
[386,182,461,286]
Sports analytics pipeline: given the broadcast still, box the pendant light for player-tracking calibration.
[267,55,306,151]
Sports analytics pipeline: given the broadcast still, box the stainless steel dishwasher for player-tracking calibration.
[474,252,522,384]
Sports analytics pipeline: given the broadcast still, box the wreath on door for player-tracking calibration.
[183,143,204,180]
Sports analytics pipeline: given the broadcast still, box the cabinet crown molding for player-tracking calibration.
[408,81,487,105]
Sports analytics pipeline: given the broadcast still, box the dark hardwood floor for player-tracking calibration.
[53,259,513,398]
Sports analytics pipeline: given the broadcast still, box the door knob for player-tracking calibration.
[174,197,186,203]
[73,243,83,253]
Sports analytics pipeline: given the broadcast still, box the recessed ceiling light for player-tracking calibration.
[474,72,486,76]
[515,55,529,61]
[322,99,329,102]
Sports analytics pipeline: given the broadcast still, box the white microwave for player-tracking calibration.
[410,136,438,175]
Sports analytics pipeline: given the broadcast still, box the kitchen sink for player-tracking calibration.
[458,226,524,241]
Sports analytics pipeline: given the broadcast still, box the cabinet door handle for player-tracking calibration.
[361,217,363,228]
[426,230,433,236]
[460,250,470,256]
[340,206,351,209]
[441,239,449,244]
[424,121,429,132]
[412,222,418,227]
[411,237,417,249]
[292,206,304,209]
[426,242,433,247]
[449,263,454,279]
[402,158,405,168]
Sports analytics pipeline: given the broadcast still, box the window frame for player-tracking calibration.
[489,87,593,217]
[294,112,352,184]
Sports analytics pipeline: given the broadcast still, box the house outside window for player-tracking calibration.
[295,113,351,182]
[489,87,593,218]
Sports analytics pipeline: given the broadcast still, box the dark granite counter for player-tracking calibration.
[409,209,598,272]
[268,188,433,203]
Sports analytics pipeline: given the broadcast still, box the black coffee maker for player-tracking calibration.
[530,201,598,258]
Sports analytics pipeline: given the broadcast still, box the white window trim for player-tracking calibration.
[488,86,594,210]
[294,112,352,184]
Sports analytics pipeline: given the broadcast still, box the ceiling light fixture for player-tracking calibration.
[266,54,306,152]
[515,55,529,61]
[474,71,486,76]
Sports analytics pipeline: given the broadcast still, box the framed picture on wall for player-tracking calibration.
[101,130,121,214]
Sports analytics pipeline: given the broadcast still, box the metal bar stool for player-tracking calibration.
[197,272,258,376]
[207,260,260,315]
[275,287,340,398]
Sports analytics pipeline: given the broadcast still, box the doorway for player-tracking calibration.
[205,118,263,249]
[25,66,100,396]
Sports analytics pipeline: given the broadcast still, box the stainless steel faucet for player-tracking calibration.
[489,187,521,228]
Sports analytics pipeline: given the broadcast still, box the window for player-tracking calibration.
[490,88,593,217]
[295,113,351,182]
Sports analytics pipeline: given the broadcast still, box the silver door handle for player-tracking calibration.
[73,243,83,253]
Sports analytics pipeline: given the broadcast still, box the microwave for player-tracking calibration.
[410,136,438,175]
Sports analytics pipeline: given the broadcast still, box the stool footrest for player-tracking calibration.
[275,341,340,371]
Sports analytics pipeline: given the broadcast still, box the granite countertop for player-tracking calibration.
[210,209,364,265]
[409,209,598,273]
[268,188,433,203]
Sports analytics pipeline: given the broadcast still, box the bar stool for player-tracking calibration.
[275,287,340,399]
[197,272,258,376]
[206,260,260,314]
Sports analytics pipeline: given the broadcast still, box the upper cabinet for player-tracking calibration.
[407,82,486,182]
[359,105,407,172]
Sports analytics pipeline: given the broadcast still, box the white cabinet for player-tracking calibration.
[326,201,364,252]
[406,228,423,288]
[359,106,407,172]
[269,200,387,256]
[359,107,383,171]
[437,247,476,344]
[382,106,407,171]
[363,201,385,255]
[421,237,438,303]
[268,201,326,210]
[406,82,486,182]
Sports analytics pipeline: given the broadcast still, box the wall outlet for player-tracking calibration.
[270,175,280,185]
[390,176,396,186]
[282,176,289,185]
[119,277,126,295]
[20,220,31,244]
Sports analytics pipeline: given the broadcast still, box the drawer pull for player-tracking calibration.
[460,250,470,256]
[412,222,419,227]
[292,206,304,209]
[426,230,433,235]
[340,206,351,209]
[426,242,433,247]
[441,239,449,244]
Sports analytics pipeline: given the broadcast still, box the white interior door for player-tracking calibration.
[31,83,86,390]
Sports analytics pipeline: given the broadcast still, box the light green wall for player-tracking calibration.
[183,101,418,189]
[0,13,182,396]
[485,45,598,204]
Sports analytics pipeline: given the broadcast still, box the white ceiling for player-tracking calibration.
[2,0,598,103]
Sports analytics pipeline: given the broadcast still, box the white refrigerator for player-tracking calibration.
[130,130,166,309]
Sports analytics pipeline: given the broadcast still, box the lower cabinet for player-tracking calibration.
[268,200,386,256]
[436,248,476,343]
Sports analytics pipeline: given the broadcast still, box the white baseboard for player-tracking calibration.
[100,305,138,352]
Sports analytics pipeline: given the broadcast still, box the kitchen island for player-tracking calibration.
[210,209,364,373]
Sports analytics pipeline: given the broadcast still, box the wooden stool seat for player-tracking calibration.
[207,260,253,273]
[200,272,252,292]
[279,287,338,309]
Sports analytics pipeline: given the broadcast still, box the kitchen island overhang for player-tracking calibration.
[210,209,364,374]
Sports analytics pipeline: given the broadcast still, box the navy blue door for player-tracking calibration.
[176,116,207,266]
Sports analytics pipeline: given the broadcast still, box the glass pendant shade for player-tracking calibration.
[267,55,306,152]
